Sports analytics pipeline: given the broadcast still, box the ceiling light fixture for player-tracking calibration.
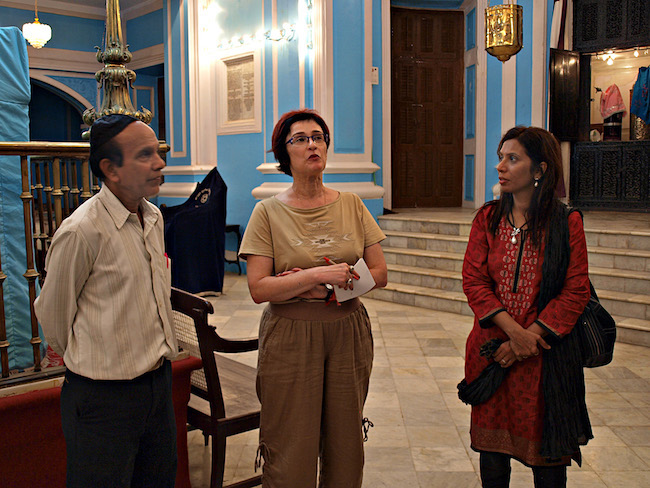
[22,0,52,49]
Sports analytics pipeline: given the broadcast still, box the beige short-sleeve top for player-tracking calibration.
[239,192,385,273]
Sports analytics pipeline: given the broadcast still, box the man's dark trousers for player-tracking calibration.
[61,360,177,488]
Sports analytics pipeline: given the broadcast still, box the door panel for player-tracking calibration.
[548,49,591,142]
[391,7,463,208]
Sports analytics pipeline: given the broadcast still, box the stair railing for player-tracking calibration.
[0,141,167,385]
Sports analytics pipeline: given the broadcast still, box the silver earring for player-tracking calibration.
[534,178,539,188]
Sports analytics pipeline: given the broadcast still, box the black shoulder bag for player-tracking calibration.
[541,206,616,368]
[576,279,616,368]
[564,208,616,368]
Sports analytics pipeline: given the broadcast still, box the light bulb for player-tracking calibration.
[634,49,639,57]
[607,58,613,66]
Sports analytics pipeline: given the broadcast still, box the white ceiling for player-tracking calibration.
[0,0,160,20]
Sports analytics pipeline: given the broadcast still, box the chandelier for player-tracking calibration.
[22,0,52,49]
[485,2,523,63]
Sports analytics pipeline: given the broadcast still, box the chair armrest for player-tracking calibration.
[210,329,259,353]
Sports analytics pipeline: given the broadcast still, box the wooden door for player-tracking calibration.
[391,7,464,208]
[549,49,592,142]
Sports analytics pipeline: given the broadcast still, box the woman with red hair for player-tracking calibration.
[240,109,387,487]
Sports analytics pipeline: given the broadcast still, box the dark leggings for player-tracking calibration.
[480,452,567,488]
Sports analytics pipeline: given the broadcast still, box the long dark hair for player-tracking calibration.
[487,126,564,247]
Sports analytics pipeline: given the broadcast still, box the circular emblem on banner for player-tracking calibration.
[195,188,211,204]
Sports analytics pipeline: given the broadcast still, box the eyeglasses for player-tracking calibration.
[286,133,329,146]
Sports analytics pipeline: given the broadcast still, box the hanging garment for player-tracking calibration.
[161,168,227,294]
[631,67,650,124]
[600,84,627,119]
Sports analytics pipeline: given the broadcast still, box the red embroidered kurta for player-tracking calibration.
[462,205,590,466]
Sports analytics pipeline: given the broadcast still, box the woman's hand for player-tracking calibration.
[322,259,359,290]
[492,311,551,360]
[507,326,550,360]
[493,340,542,368]
[493,341,516,368]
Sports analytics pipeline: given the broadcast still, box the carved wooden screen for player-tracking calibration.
[574,0,650,52]
[570,141,650,209]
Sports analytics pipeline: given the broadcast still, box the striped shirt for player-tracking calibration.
[34,185,178,380]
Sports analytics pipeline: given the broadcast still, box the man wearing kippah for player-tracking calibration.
[34,115,179,487]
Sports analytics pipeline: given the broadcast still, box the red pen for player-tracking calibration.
[323,256,335,265]
[165,252,169,268]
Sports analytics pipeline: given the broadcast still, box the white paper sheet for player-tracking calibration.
[331,257,376,302]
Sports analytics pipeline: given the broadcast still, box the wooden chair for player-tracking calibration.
[170,287,262,488]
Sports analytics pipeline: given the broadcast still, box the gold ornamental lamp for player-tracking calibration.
[82,0,152,134]
[485,2,523,63]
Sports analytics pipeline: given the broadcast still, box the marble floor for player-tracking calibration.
[187,272,650,488]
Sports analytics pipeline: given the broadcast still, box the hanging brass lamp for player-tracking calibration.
[485,2,523,63]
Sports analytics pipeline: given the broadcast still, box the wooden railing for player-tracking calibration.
[0,141,168,385]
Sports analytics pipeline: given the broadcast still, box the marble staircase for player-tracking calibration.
[368,209,650,347]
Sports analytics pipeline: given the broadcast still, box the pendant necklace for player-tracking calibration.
[508,214,528,244]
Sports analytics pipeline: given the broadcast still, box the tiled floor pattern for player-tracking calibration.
[187,273,650,488]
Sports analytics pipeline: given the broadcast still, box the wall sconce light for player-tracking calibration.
[303,0,314,49]
[22,0,52,49]
[265,23,295,42]
[485,1,523,63]
[217,23,297,50]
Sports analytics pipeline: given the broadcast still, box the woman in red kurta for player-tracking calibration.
[462,127,591,488]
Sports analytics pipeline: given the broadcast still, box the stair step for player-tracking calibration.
[590,266,650,295]
[383,230,469,254]
[382,231,650,272]
[387,264,463,292]
[367,283,472,316]
[599,289,650,321]
[378,215,472,236]
[382,247,464,272]
[613,317,650,348]
[586,246,650,272]
[585,228,650,251]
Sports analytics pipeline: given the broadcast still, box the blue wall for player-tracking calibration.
[132,72,161,139]
[126,9,164,50]
[371,0,384,192]
[333,0,365,154]
[515,0,533,127]
[50,75,98,107]
[164,0,193,165]
[0,7,103,51]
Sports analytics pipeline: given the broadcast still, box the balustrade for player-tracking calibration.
[0,141,168,384]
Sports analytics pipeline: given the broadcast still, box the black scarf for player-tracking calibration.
[538,202,593,462]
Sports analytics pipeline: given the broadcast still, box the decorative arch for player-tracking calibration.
[29,73,95,114]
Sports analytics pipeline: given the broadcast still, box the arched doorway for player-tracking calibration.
[29,80,87,141]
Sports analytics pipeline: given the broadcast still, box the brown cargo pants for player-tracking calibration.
[255,299,374,488]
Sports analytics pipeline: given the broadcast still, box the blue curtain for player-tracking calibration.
[0,26,47,370]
